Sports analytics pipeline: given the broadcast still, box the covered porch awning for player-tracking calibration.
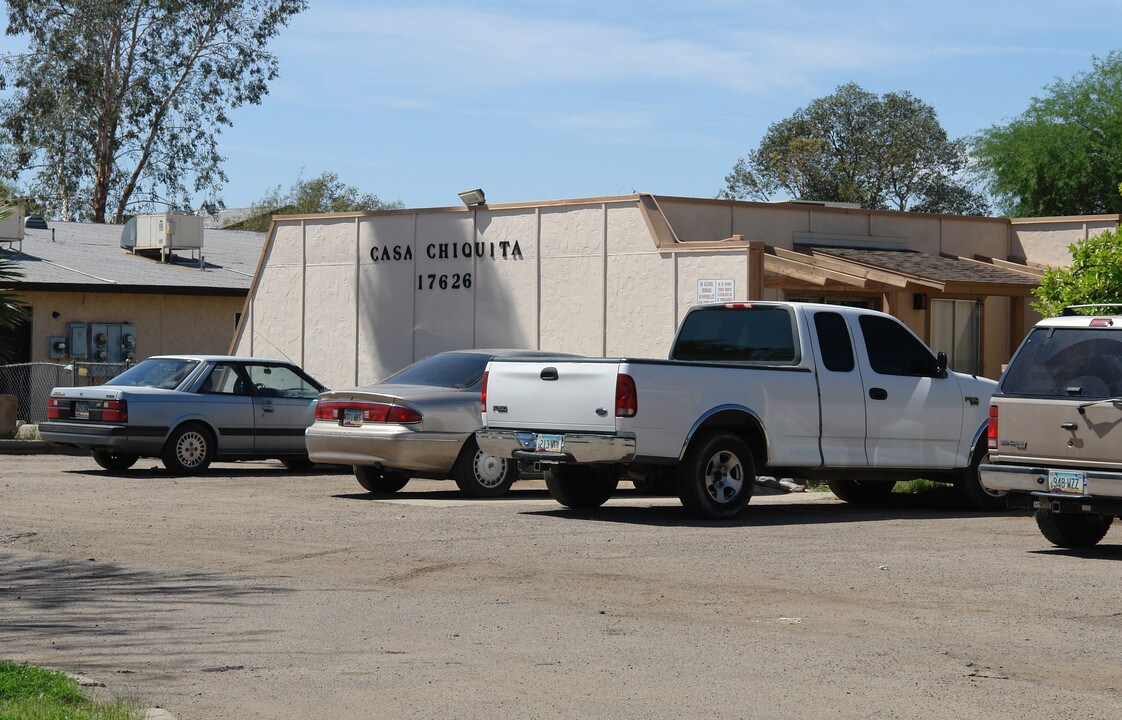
[760,245,1042,298]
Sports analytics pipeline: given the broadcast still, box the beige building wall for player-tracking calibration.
[1011,215,1121,267]
[234,195,1114,389]
[18,290,244,363]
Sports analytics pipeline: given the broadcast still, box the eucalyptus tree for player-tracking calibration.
[0,0,308,222]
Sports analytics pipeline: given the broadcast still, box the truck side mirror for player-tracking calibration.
[935,351,948,377]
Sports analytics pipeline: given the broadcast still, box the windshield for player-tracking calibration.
[108,358,200,390]
[382,353,490,390]
[1001,328,1122,398]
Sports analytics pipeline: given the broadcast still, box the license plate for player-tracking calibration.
[342,408,363,427]
[1047,470,1086,495]
[74,401,89,420]
[535,433,564,454]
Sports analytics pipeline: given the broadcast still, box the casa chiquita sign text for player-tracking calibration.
[369,240,525,291]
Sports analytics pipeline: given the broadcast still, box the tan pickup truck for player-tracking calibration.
[980,304,1122,548]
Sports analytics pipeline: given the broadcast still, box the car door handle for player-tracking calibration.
[540,367,559,381]
[869,388,888,401]
[262,403,275,413]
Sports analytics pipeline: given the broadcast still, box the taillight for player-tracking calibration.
[481,370,488,415]
[101,399,128,423]
[315,401,421,424]
[615,373,637,418]
[47,397,60,419]
[987,405,998,450]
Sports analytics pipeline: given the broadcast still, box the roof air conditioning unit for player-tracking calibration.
[121,213,204,259]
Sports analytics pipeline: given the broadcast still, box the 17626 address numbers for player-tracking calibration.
[418,273,472,290]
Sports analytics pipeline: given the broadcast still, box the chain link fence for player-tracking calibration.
[0,362,129,425]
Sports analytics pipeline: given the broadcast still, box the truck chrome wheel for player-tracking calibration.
[677,431,755,519]
[703,450,745,504]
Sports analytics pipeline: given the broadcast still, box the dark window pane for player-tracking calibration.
[383,353,491,389]
[1001,329,1122,398]
[814,312,855,372]
[858,315,936,377]
[672,306,798,364]
[108,358,199,389]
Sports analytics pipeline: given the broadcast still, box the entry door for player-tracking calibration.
[850,314,963,469]
[242,363,320,454]
[195,362,256,454]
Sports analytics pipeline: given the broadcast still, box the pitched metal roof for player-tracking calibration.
[0,221,265,295]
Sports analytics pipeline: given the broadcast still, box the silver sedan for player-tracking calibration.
[305,349,575,497]
[40,355,325,474]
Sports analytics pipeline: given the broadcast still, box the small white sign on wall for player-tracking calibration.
[697,279,735,304]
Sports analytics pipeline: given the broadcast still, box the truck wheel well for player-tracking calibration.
[686,410,767,466]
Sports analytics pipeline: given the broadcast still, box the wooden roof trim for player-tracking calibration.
[977,255,1046,278]
[766,248,871,288]
[791,248,912,289]
[941,281,1037,298]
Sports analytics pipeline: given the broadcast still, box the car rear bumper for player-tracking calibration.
[475,429,635,464]
[981,462,1122,499]
[304,423,465,473]
[39,421,166,454]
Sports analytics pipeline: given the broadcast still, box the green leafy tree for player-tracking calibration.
[0,0,308,223]
[236,171,404,231]
[1033,227,1122,317]
[721,82,989,215]
[973,52,1122,217]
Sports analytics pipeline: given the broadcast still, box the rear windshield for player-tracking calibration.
[671,306,799,364]
[108,358,199,389]
[1001,328,1122,398]
[383,353,490,389]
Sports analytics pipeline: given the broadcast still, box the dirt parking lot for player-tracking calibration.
[1,453,1121,719]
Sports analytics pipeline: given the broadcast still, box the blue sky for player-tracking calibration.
[7,1,1122,212]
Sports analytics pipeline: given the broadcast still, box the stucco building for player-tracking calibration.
[1,217,265,364]
[230,194,1118,391]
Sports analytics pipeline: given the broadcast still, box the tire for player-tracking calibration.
[676,431,755,519]
[281,457,316,471]
[452,437,518,498]
[954,448,1007,511]
[353,465,410,494]
[544,465,619,509]
[826,478,896,505]
[161,422,215,475]
[91,450,139,471]
[1035,510,1113,549]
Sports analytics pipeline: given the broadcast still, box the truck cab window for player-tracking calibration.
[858,315,937,377]
[672,306,798,364]
[813,312,855,372]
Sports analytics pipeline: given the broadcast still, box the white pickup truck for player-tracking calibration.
[477,301,999,519]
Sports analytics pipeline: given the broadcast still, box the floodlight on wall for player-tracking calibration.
[458,188,486,206]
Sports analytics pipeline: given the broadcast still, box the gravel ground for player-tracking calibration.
[1,453,1121,720]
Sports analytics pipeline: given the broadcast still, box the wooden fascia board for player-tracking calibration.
[762,254,828,286]
[798,249,917,289]
[982,256,1046,278]
[941,281,1038,298]
[770,248,874,288]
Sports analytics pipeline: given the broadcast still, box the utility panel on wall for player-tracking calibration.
[65,322,136,362]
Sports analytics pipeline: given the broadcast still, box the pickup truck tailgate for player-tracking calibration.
[484,359,621,432]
